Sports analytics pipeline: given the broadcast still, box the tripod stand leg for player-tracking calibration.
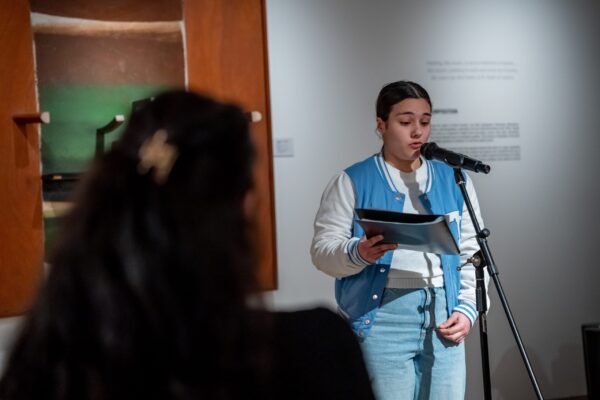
[492,274,545,399]
[454,168,544,399]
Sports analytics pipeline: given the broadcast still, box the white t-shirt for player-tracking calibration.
[384,159,444,288]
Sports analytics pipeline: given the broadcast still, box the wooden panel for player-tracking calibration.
[0,0,44,316]
[184,0,277,290]
[30,0,182,22]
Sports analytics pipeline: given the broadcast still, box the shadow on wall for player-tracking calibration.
[491,346,550,400]
[548,343,586,398]
[492,342,587,399]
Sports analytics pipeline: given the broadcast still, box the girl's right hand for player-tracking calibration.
[357,235,398,264]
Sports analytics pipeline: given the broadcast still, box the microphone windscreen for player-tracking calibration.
[419,142,438,160]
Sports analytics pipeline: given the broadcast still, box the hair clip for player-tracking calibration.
[137,129,179,185]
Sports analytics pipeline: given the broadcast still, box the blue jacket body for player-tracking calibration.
[336,155,475,338]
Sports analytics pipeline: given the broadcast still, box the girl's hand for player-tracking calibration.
[437,312,472,344]
[357,235,398,264]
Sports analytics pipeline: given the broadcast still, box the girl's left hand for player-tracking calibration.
[437,312,471,344]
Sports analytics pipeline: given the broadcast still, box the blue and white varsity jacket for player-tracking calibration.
[311,153,487,338]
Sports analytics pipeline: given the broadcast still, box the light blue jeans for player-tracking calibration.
[361,287,466,400]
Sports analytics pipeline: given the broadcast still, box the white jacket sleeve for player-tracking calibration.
[454,173,490,324]
[310,172,371,278]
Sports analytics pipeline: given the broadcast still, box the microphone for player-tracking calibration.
[420,142,491,174]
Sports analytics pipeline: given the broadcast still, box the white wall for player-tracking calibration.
[264,1,600,399]
[0,317,22,376]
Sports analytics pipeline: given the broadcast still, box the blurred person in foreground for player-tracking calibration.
[0,91,374,400]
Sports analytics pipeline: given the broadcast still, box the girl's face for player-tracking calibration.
[376,98,431,171]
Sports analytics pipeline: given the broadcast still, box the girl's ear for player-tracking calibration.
[376,117,386,135]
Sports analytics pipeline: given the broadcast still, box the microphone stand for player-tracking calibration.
[453,168,544,400]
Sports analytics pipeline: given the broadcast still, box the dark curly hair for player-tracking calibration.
[0,91,272,399]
